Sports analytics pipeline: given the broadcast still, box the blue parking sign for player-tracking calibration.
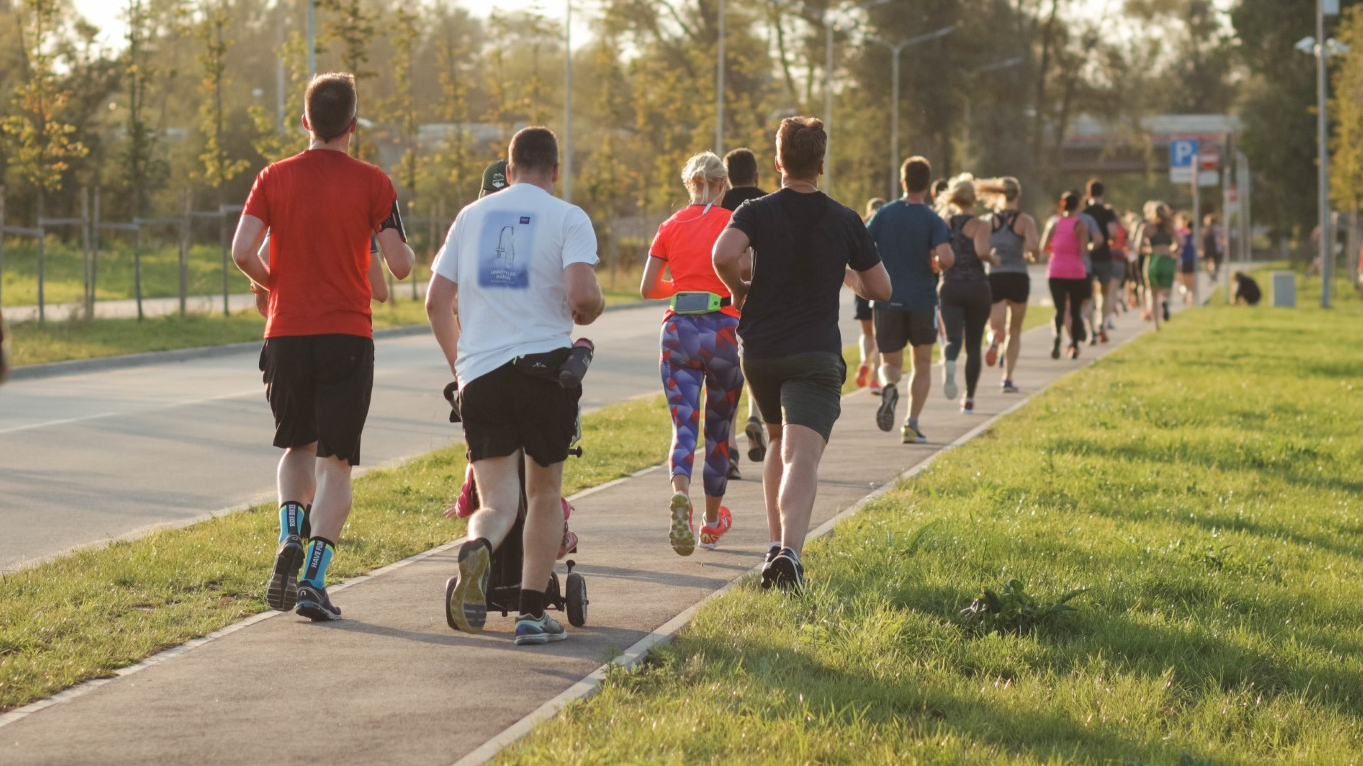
[1170,139,1199,168]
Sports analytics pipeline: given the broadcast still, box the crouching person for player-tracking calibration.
[425,127,604,645]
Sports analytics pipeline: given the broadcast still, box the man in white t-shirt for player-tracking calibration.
[425,126,604,645]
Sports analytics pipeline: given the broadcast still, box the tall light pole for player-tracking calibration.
[1317,0,1330,308]
[716,0,725,155]
[307,0,316,78]
[564,0,573,202]
[866,25,957,200]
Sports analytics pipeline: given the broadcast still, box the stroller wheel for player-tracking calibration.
[566,572,588,627]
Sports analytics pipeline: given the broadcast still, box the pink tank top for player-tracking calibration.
[1047,215,1087,280]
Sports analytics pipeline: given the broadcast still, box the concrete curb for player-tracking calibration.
[8,301,658,382]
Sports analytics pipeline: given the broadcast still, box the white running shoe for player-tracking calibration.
[942,359,959,401]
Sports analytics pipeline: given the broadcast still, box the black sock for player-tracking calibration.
[300,504,312,541]
[519,588,547,619]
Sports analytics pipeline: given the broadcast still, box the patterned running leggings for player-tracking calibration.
[660,313,744,499]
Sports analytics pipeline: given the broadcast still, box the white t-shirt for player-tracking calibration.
[433,183,599,387]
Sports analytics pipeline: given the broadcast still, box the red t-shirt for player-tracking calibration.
[243,149,398,338]
[649,204,739,319]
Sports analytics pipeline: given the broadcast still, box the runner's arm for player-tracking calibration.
[1021,215,1041,261]
[970,219,997,266]
[369,250,389,303]
[231,214,270,289]
[712,228,751,309]
[1039,217,1056,259]
[565,262,604,325]
[933,242,955,272]
[376,227,414,280]
[424,270,460,376]
[639,256,674,300]
[844,262,892,301]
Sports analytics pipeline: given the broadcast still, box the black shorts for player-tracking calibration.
[461,360,581,467]
[853,295,873,321]
[988,272,1029,304]
[873,307,937,353]
[741,352,845,442]
[260,334,374,465]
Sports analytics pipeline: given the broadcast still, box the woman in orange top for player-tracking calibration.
[640,152,744,556]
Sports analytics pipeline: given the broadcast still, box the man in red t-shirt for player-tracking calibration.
[231,72,414,622]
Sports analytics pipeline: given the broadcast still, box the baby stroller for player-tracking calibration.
[441,340,594,629]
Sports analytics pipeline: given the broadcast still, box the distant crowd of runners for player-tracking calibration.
[233,71,1234,647]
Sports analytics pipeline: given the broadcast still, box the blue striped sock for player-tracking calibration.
[301,537,334,589]
[278,502,305,545]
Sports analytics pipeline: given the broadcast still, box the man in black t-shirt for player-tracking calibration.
[1083,179,1121,341]
[713,117,891,593]
[721,147,769,469]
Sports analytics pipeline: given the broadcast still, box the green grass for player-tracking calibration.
[0,395,670,712]
[495,281,1363,763]
[0,237,439,307]
[8,282,648,368]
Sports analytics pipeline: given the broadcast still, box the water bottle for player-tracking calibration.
[557,338,595,389]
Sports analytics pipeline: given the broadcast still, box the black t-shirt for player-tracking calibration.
[727,189,881,358]
[1083,202,1117,263]
[721,186,766,211]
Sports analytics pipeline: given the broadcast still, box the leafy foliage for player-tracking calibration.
[958,578,1088,636]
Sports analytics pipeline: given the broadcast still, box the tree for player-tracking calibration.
[195,0,250,203]
[0,0,89,219]
[1331,6,1363,213]
[317,0,375,160]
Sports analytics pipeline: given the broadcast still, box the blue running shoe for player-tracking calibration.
[295,584,342,622]
[514,612,567,645]
[265,535,304,611]
[446,540,491,634]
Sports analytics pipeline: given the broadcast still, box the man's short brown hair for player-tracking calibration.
[508,127,558,175]
[775,117,826,180]
[724,148,758,186]
[901,156,932,194]
[305,73,357,142]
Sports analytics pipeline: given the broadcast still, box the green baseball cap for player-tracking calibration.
[479,159,508,198]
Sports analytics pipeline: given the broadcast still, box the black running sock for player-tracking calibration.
[519,588,547,619]
[300,504,311,541]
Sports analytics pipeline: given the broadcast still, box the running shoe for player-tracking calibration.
[901,422,926,444]
[668,492,696,556]
[1051,338,1062,359]
[1162,302,1170,322]
[514,612,567,645]
[961,397,975,415]
[745,417,767,463]
[698,506,733,550]
[855,363,870,389]
[1098,329,1109,344]
[1106,317,1117,330]
[875,384,899,432]
[1066,344,1080,360]
[727,454,741,481]
[265,534,304,611]
[295,584,341,622]
[869,377,882,396]
[1001,379,1019,394]
[761,543,781,578]
[762,548,805,593]
[445,539,491,633]
[985,338,999,368]
[942,359,959,401]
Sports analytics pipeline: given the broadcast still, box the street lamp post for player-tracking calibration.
[866,26,957,200]
[564,0,573,202]
[716,0,725,155]
[1317,0,1330,307]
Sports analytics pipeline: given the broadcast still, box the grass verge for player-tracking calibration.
[0,395,669,712]
[8,289,651,368]
[496,282,1363,763]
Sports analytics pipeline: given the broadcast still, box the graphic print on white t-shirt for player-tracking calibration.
[479,211,536,288]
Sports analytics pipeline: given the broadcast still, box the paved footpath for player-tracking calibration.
[0,298,1184,766]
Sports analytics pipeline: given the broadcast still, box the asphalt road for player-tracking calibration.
[0,302,674,573]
